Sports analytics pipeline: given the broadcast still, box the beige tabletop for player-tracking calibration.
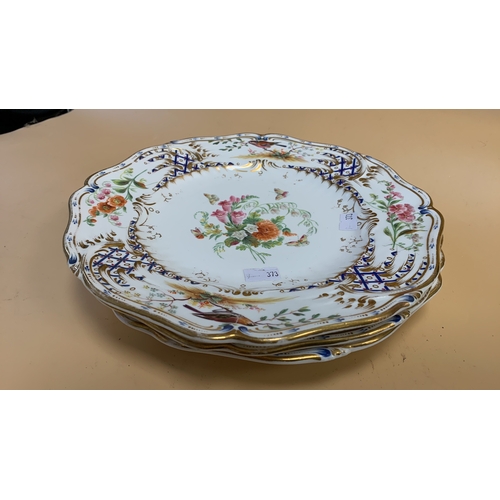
[1,109,498,389]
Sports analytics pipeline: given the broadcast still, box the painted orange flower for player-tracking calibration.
[107,195,127,208]
[97,201,117,214]
[89,206,99,217]
[252,220,280,241]
[282,230,297,237]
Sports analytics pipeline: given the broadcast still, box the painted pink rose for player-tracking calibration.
[400,214,415,222]
[102,188,112,195]
[230,210,246,225]
[392,191,403,199]
[218,200,232,212]
[97,192,106,200]
[389,204,409,215]
[110,215,119,221]
[389,203,415,222]
[218,195,242,213]
[211,209,228,223]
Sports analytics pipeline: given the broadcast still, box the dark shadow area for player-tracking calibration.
[0,109,72,135]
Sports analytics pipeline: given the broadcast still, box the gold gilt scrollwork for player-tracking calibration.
[78,231,117,249]
[359,163,384,188]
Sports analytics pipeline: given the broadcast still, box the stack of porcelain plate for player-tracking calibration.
[64,133,444,364]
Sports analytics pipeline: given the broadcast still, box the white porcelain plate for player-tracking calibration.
[64,133,444,345]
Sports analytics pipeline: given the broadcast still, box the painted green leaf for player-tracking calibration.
[243,217,261,225]
[112,179,130,186]
[399,229,420,237]
[261,239,283,249]
[383,227,392,238]
[271,215,285,224]
[213,242,225,254]
[278,309,288,316]
[244,234,260,247]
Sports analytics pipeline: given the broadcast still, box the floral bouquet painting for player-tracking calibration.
[367,181,425,252]
[191,191,318,263]
[84,168,148,227]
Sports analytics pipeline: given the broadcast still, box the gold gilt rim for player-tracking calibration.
[118,308,407,354]
[79,250,444,345]
[113,274,442,364]
[115,310,401,363]
[64,134,445,345]
[82,271,432,344]
[110,272,442,355]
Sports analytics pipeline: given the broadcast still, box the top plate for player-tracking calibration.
[64,133,443,344]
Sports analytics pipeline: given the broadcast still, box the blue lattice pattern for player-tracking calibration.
[90,245,185,292]
[152,151,202,190]
[314,151,362,177]
[343,261,412,292]
[138,144,365,194]
[334,248,429,292]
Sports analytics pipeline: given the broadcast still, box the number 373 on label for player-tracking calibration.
[243,267,281,282]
